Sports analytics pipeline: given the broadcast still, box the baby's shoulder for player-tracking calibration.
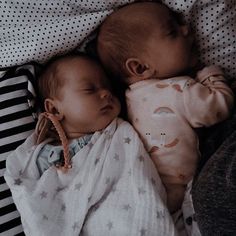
[115,118,140,139]
[116,117,134,130]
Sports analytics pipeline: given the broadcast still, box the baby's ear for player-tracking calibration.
[125,58,155,79]
[44,98,63,120]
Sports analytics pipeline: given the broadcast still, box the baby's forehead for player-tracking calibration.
[60,57,106,82]
[59,57,94,69]
[59,57,100,75]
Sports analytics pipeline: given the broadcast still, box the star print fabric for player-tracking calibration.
[4,118,176,236]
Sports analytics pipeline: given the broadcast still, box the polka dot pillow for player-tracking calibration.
[1,0,235,80]
[0,0,134,67]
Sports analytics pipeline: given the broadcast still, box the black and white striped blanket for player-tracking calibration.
[0,64,38,235]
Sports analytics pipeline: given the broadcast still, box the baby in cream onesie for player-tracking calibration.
[97,2,234,213]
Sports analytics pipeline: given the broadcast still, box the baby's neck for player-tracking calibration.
[174,62,205,78]
[128,63,204,85]
[67,131,92,140]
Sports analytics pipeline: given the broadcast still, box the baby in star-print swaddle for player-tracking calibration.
[4,54,177,236]
[97,1,234,215]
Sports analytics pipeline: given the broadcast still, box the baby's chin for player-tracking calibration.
[94,112,120,132]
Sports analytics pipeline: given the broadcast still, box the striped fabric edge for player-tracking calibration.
[0,63,39,236]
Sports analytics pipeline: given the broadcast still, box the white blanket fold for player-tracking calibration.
[5,118,177,236]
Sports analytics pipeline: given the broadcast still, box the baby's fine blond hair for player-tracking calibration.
[97,1,165,81]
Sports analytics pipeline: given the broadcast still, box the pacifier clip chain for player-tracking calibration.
[40,112,72,172]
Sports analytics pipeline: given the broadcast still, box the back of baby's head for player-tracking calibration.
[97,1,164,81]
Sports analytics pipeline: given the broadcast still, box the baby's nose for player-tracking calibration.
[100,89,112,99]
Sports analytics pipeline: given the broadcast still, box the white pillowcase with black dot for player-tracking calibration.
[0,0,133,67]
[1,0,235,80]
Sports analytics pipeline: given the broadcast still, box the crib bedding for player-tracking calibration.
[0,0,236,235]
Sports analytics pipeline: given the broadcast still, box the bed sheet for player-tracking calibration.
[0,0,235,79]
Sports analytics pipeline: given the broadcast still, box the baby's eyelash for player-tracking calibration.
[83,87,96,93]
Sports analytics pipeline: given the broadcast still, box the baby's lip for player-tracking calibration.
[100,104,113,111]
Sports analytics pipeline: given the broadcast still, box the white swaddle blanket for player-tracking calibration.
[4,118,177,236]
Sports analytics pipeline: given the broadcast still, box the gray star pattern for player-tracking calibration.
[56,186,65,193]
[72,222,80,231]
[105,177,111,185]
[88,196,92,202]
[113,153,119,161]
[107,221,113,230]
[124,137,131,144]
[14,178,22,185]
[40,191,48,199]
[140,228,147,236]
[74,183,82,191]
[123,204,132,211]
[138,187,146,195]
[104,131,112,139]
[156,210,165,218]
[138,155,144,162]
[61,204,66,212]
[151,177,156,186]
[42,215,48,220]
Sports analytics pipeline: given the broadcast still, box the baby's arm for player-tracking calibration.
[183,65,234,127]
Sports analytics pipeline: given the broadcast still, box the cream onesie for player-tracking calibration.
[126,65,234,190]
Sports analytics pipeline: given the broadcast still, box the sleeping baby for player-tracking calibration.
[97,1,234,214]
[4,54,177,235]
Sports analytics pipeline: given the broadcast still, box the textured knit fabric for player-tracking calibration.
[4,118,177,236]
[126,66,234,188]
[192,110,236,236]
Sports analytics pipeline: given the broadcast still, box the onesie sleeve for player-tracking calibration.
[183,66,234,128]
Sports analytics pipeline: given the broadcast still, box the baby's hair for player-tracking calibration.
[97,2,160,81]
[38,52,95,109]
[97,1,183,83]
